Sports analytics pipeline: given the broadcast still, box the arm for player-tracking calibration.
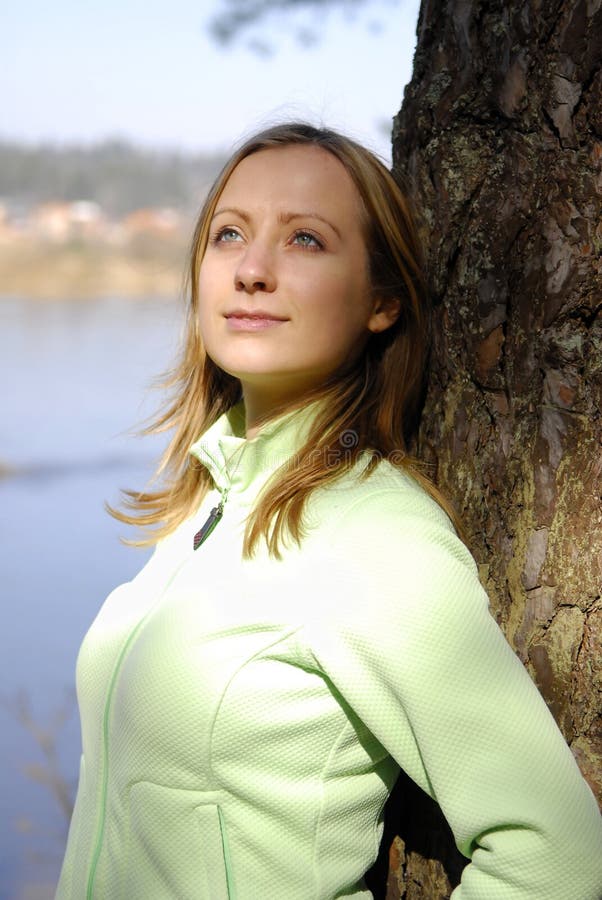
[306,488,602,899]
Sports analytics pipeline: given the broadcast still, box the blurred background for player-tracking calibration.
[0,1,420,895]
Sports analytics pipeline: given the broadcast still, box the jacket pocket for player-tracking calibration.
[125,782,231,899]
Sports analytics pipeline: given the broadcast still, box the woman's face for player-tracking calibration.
[197,144,397,409]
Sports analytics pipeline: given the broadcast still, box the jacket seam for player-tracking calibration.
[311,716,363,900]
[207,625,304,788]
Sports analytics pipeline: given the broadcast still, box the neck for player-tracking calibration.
[241,383,320,440]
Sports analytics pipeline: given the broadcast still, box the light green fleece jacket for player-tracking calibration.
[56,400,602,900]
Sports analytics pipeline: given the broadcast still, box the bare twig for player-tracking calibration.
[3,687,77,826]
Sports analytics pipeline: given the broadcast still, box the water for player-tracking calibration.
[0,296,185,899]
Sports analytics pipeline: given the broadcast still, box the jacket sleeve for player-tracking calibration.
[305,488,602,900]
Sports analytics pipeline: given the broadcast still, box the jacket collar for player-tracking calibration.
[189,398,324,494]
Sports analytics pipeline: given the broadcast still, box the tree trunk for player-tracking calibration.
[375,0,602,895]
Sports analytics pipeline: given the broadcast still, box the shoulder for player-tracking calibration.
[301,459,495,690]
[318,456,473,565]
[347,457,454,526]
[304,456,485,616]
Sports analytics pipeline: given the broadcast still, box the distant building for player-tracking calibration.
[0,201,7,238]
[31,202,74,240]
[70,201,105,235]
[121,207,183,238]
[30,201,107,241]
[0,200,24,244]
[0,200,188,247]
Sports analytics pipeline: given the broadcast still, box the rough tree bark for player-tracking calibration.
[369,0,602,896]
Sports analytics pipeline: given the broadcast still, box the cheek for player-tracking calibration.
[197,262,214,302]
[196,303,219,358]
[298,271,371,331]
[297,265,365,307]
[196,262,223,334]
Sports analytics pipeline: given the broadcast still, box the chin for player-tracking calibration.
[210,354,291,381]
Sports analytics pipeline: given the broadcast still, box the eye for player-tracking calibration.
[291,230,324,250]
[211,226,243,244]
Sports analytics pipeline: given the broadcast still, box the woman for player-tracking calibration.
[56,123,602,899]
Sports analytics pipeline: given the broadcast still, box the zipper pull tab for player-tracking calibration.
[193,499,224,551]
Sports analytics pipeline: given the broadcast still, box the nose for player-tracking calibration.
[234,240,276,293]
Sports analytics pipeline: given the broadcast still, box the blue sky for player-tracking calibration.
[3,0,420,161]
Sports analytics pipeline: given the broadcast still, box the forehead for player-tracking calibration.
[217,144,364,220]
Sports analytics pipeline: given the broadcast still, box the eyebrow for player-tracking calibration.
[212,206,341,239]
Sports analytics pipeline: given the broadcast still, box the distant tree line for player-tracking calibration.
[0,139,226,218]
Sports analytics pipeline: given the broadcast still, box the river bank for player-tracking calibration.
[0,237,189,300]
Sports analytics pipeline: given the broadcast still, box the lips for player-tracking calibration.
[224,310,289,332]
[225,309,288,322]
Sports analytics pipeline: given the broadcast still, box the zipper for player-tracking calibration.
[191,442,245,552]
[193,492,227,550]
[85,617,147,899]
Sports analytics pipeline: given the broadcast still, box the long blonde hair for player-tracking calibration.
[110,122,459,555]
